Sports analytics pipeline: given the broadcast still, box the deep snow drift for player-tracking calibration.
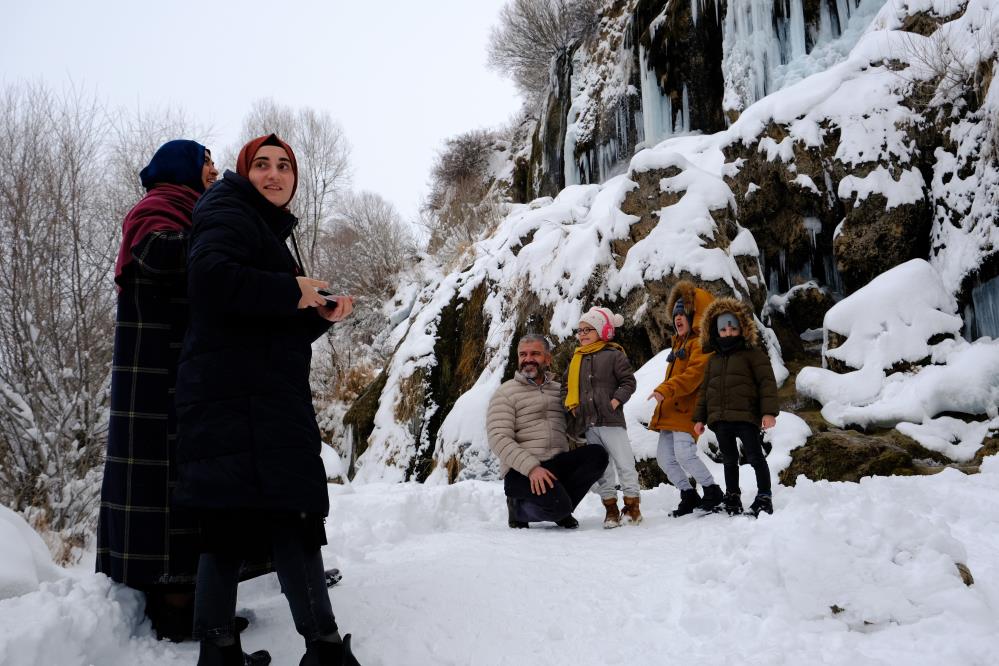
[2,453,998,665]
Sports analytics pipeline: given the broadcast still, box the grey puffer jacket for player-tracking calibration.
[487,372,569,478]
[560,346,636,438]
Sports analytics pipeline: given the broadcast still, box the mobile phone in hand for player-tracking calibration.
[317,289,339,306]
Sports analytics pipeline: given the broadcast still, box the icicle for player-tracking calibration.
[680,84,691,133]
[638,45,675,147]
[803,217,822,247]
[971,274,999,339]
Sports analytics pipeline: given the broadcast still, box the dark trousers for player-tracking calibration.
[193,522,337,643]
[714,420,771,495]
[503,445,609,522]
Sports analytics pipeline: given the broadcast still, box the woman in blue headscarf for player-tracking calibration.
[97,140,219,640]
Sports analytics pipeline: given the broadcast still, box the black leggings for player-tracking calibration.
[193,522,337,643]
[713,420,771,495]
[503,445,608,522]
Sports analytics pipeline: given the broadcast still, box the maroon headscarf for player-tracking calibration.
[113,184,200,290]
[236,133,299,205]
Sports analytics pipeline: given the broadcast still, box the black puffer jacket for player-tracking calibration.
[693,298,779,426]
[174,171,332,515]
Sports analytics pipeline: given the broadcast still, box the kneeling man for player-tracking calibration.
[487,334,609,528]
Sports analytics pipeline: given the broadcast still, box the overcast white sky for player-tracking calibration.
[1,0,523,220]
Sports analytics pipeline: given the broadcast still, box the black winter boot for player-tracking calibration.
[722,492,743,516]
[555,514,579,529]
[672,489,701,517]
[697,484,724,513]
[507,497,528,528]
[749,493,773,517]
[197,636,271,666]
[300,634,362,666]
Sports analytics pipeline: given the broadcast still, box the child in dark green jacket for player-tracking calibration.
[693,298,779,516]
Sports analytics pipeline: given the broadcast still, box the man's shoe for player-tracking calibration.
[507,497,528,528]
[555,514,579,529]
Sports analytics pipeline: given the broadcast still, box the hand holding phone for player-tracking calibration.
[317,289,339,306]
[317,292,355,322]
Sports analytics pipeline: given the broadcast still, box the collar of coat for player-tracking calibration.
[208,170,300,241]
[515,370,554,388]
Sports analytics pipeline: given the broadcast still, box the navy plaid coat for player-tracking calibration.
[97,184,202,587]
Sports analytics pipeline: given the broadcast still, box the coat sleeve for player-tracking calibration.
[131,231,187,279]
[750,349,780,417]
[693,359,711,424]
[188,207,301,318]
[487,388,540,477]
[655,338,711,402]
[298,309,334,343]
[612,350,637,404]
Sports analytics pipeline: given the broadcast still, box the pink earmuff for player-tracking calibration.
[594,309,615,341]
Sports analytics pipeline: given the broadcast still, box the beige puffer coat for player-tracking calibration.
[487,372,569,478]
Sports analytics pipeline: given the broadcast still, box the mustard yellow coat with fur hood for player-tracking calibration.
[649,280,715,436]
[693,297,779,427]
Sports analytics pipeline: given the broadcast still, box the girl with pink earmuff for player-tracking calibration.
[561,306,642,528]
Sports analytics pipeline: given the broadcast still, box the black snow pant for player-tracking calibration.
[503,445,609,522]
[713,420,771,495]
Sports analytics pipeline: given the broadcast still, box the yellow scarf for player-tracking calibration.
[564,341,623,410]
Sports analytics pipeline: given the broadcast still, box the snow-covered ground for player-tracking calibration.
[3,456,998,665]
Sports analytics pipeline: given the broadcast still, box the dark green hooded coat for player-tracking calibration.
[693,297,779,426]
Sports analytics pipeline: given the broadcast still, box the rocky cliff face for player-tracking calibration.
[345,0,998,484]
[526,0,871,200]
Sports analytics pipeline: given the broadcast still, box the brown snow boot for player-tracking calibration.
[602,497,622,529]
[621,496,643,525]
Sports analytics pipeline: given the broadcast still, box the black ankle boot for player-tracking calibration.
[723,491,743,516]
[197,636,271,666]
[672,488,701,517]
[507,497,528,528]
[697,484,724,512]
[300,634,362,665]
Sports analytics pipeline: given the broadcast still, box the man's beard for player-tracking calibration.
[519,361,544,378]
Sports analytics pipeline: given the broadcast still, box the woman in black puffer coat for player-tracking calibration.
[175,134,360,666]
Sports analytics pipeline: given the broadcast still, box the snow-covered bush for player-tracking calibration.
[797,261,999,453]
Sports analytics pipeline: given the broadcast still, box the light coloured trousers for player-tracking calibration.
[656,430,715,491]
[585,426,641,499]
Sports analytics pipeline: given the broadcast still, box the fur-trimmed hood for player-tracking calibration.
[665,280,715,334]
[699,297,760,352]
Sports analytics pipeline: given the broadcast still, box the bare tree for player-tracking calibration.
[105,105,213,218]
[0,83,116,559]
[487,0,603,101]
[236,99,352,273]
[319,190,417,298]
[422,129,505,261]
